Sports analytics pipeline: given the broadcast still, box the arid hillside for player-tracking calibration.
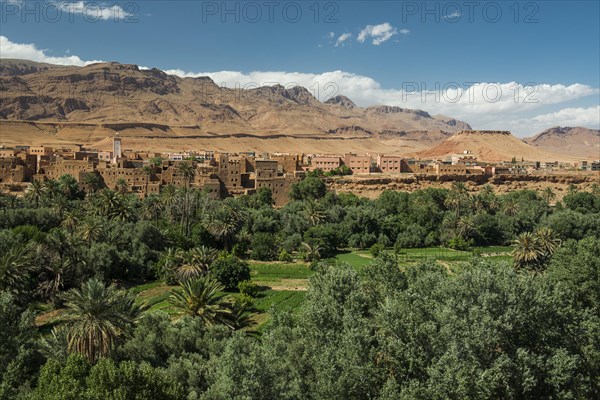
[0,59,471,154]
[415,130,578,162]
[523,127,600,159]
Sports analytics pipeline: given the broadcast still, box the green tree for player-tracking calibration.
[210,255,251,290]
[61,278,142,364]
[168,276,234,328]
[512,231,543,271]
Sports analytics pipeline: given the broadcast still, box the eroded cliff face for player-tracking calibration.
[326,174,600,200]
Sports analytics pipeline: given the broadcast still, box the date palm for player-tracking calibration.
[79,217,103,247]
[512,232,543,271]
[534,227,561,257]
[61,278,142,364]
[0,248,33,303]
[503,199,520,217]
[456,215,476,239]
[206,203,244,250]
[61,211,80,235]
[26,180,46,207]
[301,241,323,262]
[176,161,196,188]
[82,172,102,196]
[304,200,326,226]
[38,258,73,302]
[542,188,556,205]
[168,276,234,328]
[140,194,163,224]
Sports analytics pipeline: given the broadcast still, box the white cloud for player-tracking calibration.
[357,23,398,45]
[0,35,102,66]
[399,29,410,35]
[335,33,352,47]
[443,11,462,20]
[327,32,335,39]
[54,1,133,21]
[532,106,600,128]
[0,1,134,20]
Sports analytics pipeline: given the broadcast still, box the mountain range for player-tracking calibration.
[0,59,597,161]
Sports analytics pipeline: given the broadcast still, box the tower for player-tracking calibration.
[112,134,122,164]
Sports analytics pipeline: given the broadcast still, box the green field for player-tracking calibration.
[35,247,513,331]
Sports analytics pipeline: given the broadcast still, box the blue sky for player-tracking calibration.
[1,0,599,136]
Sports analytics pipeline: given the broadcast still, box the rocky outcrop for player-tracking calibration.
[325,95,357,109]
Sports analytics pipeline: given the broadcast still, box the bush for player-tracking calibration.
[234,293,255,310]
[210,256,251,291]
[238,280,259,297]
[370,243,385,258]
[251,232,277,261]
[447,236,473,251]
[278,249,293,262]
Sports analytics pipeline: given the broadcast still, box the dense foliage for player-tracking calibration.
[0,176,598,399]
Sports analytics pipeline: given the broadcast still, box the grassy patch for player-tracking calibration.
[249,261,312,289]
[334,251,373,269]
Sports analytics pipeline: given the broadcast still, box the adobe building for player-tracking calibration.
[44,158,97,182]
[310,156,342,172]
[344,153,372,174]
[377,154,410,174]
[0,153,37,183]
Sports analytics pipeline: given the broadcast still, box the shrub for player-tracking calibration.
[234,293,255,310]
[278,249,293,262]
[210,256,251,291]
[370,243,385,258]
[238,280,259,297]
[447,236,473,251]
[251,232,277,261]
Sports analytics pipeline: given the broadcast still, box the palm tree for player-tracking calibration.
[0,248,32,303]
[142,165,155,195]
[456,215,476,239]
[301,241,323,262]
[26,180,46,207]
[82,172,102,196]
[168,276,234,328]
[542,188,556,205]
[78,218,103,247]
[176,162,196,188]
[503,199,520,217]
[534,227,561,258]
[140,194,163,224]
[61,278,142,364]
[61,211,80,235]
[188,246,218,270]
[304,201,326,226]
[58,174,81,200]
[206,203,244,250]
[175,246,218,281]
[445,182,471,217]
[149,156,164,168]
[512,232,543,271]
[95,189,120,217]
[43,179,61,200]
[38,258,73,302]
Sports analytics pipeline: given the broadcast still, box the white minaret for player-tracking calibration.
[112,134,122,164]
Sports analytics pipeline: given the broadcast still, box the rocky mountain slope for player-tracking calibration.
[0,59,471,154]
[523,127,600,159]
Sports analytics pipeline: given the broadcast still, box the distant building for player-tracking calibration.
[377,154,410,173]
[344,153,372,174]
[112,135,122,164]
[310,156,342,172]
